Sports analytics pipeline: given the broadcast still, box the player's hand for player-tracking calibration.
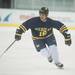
[15,29,22,41]
[65,39,71,46]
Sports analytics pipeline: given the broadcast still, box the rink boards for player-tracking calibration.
[0,9,75,30]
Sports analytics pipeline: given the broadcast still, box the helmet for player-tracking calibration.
[39,7,49,15]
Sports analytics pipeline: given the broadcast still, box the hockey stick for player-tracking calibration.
[0,40,16,58]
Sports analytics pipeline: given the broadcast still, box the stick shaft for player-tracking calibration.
[0,40,16,58]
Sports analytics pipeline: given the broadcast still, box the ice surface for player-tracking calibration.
[0,27,75,75]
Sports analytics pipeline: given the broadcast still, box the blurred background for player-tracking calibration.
[0,0,75,12]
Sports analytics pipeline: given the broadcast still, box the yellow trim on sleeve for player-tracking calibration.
[19,25,27,32]
[59,25,67,32]
[21,25,27,31]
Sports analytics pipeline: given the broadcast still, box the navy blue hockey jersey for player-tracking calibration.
[19,17,68,40]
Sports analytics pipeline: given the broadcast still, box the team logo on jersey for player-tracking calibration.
[34,28,51,31]
[34,28,51,37]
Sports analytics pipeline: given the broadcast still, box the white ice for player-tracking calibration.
[0,27,75,75]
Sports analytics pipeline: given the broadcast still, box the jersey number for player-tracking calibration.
[39,31,47,37]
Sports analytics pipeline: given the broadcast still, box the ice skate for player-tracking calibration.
[55,63,64,69]
[48,56,53,63]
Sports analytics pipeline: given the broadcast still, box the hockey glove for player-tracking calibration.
[15,34,21,41]
[15,29,23,41]
[65,39,71,46]
[65,34,72,46]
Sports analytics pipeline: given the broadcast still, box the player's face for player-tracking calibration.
[39,13,47,22]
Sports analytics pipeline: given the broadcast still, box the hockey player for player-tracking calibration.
[15,7,72,68]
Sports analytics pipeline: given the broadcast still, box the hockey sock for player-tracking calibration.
[48,45,60,63]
